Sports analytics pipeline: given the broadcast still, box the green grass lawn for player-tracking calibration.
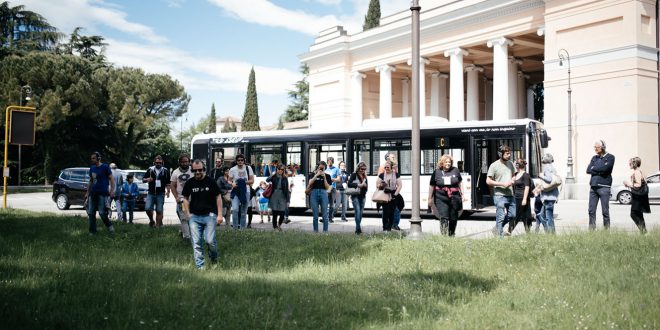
[1,208,658,329]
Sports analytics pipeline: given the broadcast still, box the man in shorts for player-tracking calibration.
[143,155,171,228]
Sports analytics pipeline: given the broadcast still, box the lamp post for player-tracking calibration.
[408,0,423,240]
[558,49,575,184]
[18,85,32,186]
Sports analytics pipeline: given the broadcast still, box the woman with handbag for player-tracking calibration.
[306,161,332,233]
[347,161,368,234]
[216,167,233,226]
[538,153,559,234]
[510,158,533,234]
[376,160,402,232]
[624,157,649,233]
[266,165,289,231]
[428,154,462,236]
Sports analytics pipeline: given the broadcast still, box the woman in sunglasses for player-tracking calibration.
[347,161,369,234]
[306,161,332,232]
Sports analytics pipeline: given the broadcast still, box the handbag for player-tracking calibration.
[542,173,562,192]
[263,184,273,198]
[345,177,362,196]
[630,180,649,196]
[371,189,391,203]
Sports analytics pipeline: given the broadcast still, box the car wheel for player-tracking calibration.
[56,194,70,210]
[617,191,632,205]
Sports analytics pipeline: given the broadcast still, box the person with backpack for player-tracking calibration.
[538,153,559,234]
[428,154,463,236]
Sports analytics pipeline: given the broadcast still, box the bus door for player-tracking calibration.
[471,137,523,209]
[210,147,224,168]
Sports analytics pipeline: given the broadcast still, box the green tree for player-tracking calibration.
[241,67,260,131]
[0,1,62,56]
[208,103,217,133]
[362,0,381,31]
[284,64,308,122]
[58,27,107,61]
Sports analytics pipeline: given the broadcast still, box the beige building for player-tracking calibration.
[300,0,660,199]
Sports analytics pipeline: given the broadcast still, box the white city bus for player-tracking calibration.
[191,118,549,212]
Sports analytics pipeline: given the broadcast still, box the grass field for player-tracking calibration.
[0,208,658,329]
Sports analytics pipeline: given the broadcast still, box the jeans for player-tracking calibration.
[337,190,348,220]
[311,189,329,232]
[87,193,113,234]
[122,199,136,223]
[351,195,365,233]
[493,195,516,237]
[588,186,611,230]
[393,207,401,227]
[541,200,556,234]
[189,213,218,269]
[327,188,337,221]
[176,203,191,239]
[231,196,249,229]
[145,193,165,213]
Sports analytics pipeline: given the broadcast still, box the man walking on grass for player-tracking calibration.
[182,159,223,269]
[171,153,193,242]
[486,145,516,237]
[84,152,115,235]
[143,155,171,228]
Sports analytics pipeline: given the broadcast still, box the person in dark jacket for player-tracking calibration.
[347,161,369,234]
[266,165,289,231]
[586,140,615,230]
[624,157,650,234]
[428,154,463,236]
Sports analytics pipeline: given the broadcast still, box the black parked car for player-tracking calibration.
[52,167,148,210]
[52,167,89,210]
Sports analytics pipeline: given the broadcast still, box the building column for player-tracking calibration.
[508,57,522,119]
[527,87,535,120]
[408,57,429,117]
[517,71,529,119]
[401,77,410,117]
[351,72,366,127]
[444,48,468,122]
[484,77,493,120]
[375,64,396,120]
[430,72,446,117]
[465,65,483,121]
[487,37,513,121]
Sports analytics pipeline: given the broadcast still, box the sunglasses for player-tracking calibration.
[154,162,163,164]
[192,168,204,173]
[236,159,245,162]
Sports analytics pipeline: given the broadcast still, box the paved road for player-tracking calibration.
[5,192,658,238]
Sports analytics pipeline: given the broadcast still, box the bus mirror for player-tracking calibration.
[540,129,549,148]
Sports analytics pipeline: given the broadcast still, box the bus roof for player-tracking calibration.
[192,118,541,144]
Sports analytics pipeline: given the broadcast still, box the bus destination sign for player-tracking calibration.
[212,137,244,144]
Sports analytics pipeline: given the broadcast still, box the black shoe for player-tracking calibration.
[329,219,334,223]
[149,221,155,228]
[284,218,291,224]
[356,228,362,235]
[393,226,401,231]
[341,218,348,222]
[247,224,252,229]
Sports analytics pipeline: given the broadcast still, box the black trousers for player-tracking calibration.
[381,201,396,231]
[511,198,532,233]
[272,210,285,229]
[630,210,647,234]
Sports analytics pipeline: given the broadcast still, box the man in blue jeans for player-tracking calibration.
[182,159,223,269]
[587,140,615,230]
[143,155,171,228]
[486,145,516,237]
[229,154,254,229]
[84,152,115,235]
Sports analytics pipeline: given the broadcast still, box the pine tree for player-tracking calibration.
[363,0,381,31]
[241,67,261,131]
[208,103,217,133]
[284,64,309,122]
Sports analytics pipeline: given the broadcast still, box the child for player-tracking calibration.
[121,174,139,224]
[256,181,271,223]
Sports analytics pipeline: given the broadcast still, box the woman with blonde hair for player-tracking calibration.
[428,154,463,236]
[624,156,649,233]
[347,161,369,234]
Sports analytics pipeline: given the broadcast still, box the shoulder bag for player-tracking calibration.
[263,183,274,198]
[372,189,391,203]
[345,176,362,196]
[630,179,649,196]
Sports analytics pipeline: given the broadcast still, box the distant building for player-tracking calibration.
[299,0,660,199]
[216,116,242,133]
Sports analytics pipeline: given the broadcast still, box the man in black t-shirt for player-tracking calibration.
[182,159,223,269]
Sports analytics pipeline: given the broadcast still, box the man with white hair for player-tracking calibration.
[586,139,615,230]
[109,163,123,222]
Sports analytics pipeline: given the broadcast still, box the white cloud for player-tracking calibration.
[315,0,342,5]
[105,39,300,95]
[207,0,341,36]
[14,0,167,43]
[166,0,186,8]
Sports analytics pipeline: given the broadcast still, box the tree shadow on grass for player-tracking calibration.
[0,260,497,329]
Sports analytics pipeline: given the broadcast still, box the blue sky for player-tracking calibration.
[14,0,408,131]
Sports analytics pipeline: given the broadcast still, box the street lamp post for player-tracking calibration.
[408,0,423,240]
[18,85,32,186]
[558,49,575,184]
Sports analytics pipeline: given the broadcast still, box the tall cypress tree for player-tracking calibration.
[241,67,261,131]
[208,103,217,133]
[362,0,381,31]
